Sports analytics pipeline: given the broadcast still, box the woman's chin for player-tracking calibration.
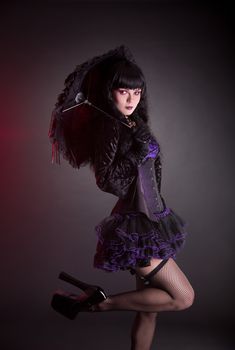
[124,110,135,116]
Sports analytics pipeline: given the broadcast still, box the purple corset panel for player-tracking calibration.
[137,157,165,222]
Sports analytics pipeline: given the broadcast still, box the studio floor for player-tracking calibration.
[2,311,233,350]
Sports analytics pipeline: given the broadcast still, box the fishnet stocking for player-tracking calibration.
[99,258,194,312]
[148,258,195,309]
[130,258,194,349]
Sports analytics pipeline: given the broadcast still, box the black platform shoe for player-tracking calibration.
[51,271,107,320]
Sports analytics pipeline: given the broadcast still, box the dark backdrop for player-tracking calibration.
[1,1,234,349]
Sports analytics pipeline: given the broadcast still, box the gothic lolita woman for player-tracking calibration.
[49,45,195,350]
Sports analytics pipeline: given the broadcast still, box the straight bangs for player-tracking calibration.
[111,61,146,91]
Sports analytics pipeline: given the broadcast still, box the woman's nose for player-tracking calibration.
[127,93,133,102]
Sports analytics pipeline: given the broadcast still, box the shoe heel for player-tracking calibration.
[59,271,98,292]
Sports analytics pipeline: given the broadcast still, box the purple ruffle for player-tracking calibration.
[153,207,171,220]
[93,208,187,272]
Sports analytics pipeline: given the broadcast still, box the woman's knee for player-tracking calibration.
[174,286,195,310]
[185,286,195,308]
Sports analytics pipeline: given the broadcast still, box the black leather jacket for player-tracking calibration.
[93,116,162,200]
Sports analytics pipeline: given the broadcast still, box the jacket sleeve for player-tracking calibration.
[94,117,150,198]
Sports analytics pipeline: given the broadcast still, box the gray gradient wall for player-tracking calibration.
[1,1,234,349]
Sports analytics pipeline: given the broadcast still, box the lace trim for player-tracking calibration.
[153,207,171,220]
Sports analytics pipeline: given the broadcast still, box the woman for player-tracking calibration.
[50,45,195,350]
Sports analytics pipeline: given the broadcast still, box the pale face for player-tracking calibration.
[112,88,142,116]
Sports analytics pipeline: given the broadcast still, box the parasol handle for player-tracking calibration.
[62,99,135,129]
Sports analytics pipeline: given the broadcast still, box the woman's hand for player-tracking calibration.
[127,119,154,165]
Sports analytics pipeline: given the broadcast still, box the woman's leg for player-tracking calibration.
[96,257,195,312]
[130,275,158,350]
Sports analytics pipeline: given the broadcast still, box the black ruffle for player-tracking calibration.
[93,208,187,272]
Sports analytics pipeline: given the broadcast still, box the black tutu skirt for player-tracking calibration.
[93,208,187,273]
